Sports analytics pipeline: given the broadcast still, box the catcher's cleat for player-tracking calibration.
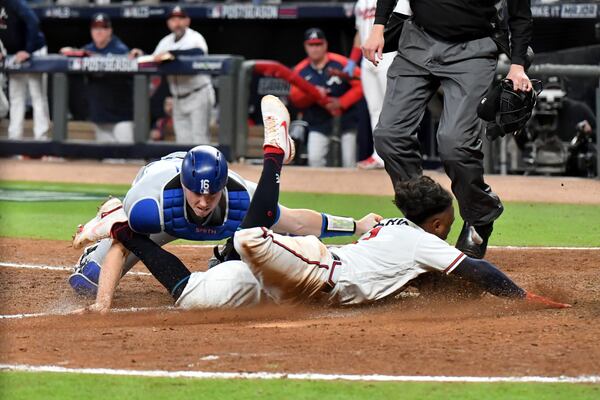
[261,95,295,164]
[456,221,493,259]
[72,197,128,250]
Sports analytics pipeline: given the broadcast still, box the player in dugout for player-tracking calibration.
[60,13,134,143]
[290,28,363,168]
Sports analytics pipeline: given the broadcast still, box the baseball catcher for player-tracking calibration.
[72,95,380,312]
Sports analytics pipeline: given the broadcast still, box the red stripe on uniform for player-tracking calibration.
[100,205,123,219]
[260,227,329,271]
[444,253,466,275]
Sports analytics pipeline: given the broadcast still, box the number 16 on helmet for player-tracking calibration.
[180,145,228,194]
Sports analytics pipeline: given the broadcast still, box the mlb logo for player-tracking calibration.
[70,59,82,71]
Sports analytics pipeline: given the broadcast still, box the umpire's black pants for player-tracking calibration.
[374,21,503,226]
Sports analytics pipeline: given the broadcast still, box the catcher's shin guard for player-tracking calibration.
[69,261,100,296]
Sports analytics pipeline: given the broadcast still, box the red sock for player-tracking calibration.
[264,145,284,155]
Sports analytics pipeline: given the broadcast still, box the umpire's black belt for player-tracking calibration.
[321,252,340,293]
[174,83,209,100]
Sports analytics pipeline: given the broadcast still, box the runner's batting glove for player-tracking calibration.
[72,197,128,249]
[524,291,571,309]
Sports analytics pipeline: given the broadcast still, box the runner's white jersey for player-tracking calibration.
[354,0,412,45]
[331,218,465,305]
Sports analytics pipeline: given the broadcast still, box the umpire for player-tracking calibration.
[362,0,533,259]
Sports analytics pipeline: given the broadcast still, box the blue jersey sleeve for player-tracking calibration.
[10,0,45,53]
[110,36,130,54]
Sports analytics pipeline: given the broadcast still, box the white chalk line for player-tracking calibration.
[176,244,600,251]
[0,306,174,320]
[0,261,151,276]
[0,364,599,384]
[170,244,214,249]
[488,246,600,251]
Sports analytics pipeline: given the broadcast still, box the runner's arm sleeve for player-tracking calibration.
[451,257,526,299]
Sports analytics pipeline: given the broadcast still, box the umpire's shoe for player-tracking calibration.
[456,222,494,259]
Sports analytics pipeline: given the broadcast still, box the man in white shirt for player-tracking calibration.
[348,0,411,169]
[140,6,214,144]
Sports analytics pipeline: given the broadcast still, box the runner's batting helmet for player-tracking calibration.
[181,145,228,194]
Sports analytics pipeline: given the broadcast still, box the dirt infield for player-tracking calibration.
[1,237,600,377]
[1,159,600,378]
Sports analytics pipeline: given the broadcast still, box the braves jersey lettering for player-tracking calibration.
[376,218,409,227]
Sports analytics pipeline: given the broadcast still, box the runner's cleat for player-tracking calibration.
[261,95,295,164]
[72,197,128,249]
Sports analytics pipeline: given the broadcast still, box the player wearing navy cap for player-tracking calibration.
[60,13,134,143]
[289,28,363,167]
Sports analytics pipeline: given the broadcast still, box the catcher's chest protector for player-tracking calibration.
[162,188,250,241]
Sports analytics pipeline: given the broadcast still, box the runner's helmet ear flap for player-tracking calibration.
[478,79,543,136]
[180,145,228,194]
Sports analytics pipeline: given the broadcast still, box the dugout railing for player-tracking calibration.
[2,56,600,178]
[0,54,243,160]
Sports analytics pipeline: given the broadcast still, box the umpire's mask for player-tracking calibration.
[478,79,543,137]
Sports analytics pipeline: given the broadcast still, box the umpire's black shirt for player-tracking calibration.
[375,0,532,66]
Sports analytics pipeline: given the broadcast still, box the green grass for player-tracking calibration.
[0,180,598,246]
[0,180,130,196]
[0,372,599,400]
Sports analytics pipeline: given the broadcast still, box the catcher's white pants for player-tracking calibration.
[234,227,340,304]
[172,85,214,145]
[176,260,262,309]
[94,121,134,143]
[307,130,357,168]
[360,52,395,162]
[8,47,50,140]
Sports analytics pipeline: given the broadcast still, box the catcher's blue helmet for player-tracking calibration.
[180,145,228,194]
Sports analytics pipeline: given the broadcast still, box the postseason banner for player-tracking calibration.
[1,55,235,75]
[33,2,600,21]
[35,3,356,21]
